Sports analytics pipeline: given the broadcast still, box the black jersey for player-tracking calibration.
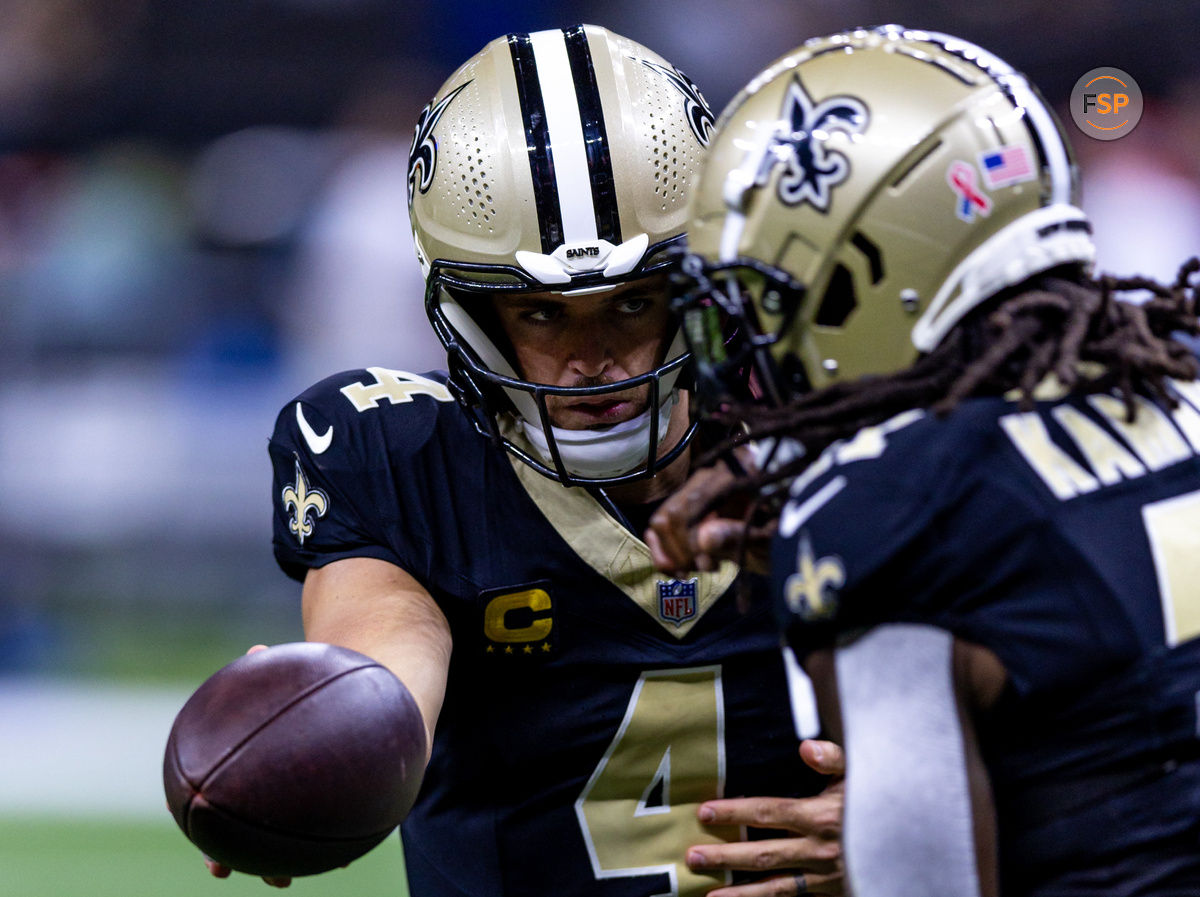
[270,367,818,897]
[774,380,1200,895]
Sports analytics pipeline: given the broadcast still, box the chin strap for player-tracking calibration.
[515,391,678,479]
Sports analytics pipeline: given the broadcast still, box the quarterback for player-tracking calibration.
[655,25,1200,897]
[245,25,843,897]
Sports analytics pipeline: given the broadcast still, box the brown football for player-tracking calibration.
[163,642,426,878]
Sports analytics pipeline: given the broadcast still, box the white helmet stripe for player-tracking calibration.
[530,29,599,246]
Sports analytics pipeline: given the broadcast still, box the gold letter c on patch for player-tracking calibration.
[484,589,553,643]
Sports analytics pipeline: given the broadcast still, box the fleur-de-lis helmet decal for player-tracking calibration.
[407,81,472,206]
[637,59,715,147]
[767,74,868,212]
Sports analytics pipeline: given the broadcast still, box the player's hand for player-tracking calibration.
[200,645,293,888]
[646,457,774,577]
[204,855,293,888]
[686,740,845,896]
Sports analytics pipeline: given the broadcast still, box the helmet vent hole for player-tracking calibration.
[444,86,496,230]
[850,232,884,285]
[890,139,943,189]
[815,264,857,327]
[634,57,696,213]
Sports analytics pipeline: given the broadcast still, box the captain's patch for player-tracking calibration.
[480,582,555,659]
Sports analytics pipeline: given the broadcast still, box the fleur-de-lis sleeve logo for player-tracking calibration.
[281,456,329,546]
[407,80,472,206]
[637,59,715,147]
[783,533,845,621]
[767,75,868,212]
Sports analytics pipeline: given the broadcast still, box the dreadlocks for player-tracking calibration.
[702,258,1200,516]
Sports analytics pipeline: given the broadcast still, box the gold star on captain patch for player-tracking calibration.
[504,646,513,654]
[523,645,533,654]
[541,643,551,652]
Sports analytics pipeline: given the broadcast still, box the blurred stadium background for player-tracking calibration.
[0,1,1195,894]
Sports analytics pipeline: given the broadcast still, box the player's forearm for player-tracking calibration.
[301,556,452,761]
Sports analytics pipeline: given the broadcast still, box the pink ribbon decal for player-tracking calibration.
[947,161,992,222]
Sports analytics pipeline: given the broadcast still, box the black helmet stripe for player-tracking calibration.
[563,26,621,245]
[508,32,564,254]
[508,28,620,256]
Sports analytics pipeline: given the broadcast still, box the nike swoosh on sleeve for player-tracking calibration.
[295,402,333,454]
[779,475,847,539]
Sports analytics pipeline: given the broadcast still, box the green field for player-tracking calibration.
[0,817,410,897]
[1,590,415,897]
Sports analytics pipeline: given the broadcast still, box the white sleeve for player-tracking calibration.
[835,624,982,897]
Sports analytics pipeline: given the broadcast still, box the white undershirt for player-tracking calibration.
[835,624,982,897]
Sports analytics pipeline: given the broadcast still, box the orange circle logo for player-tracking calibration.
[1070,67,1143,140]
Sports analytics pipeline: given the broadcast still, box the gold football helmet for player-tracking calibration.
[678,25,1096,404]
[408,24,715,485]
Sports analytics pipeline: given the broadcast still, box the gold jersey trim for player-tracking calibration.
[507,451,737,639]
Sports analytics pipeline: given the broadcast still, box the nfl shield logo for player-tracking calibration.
[657,578,698,626]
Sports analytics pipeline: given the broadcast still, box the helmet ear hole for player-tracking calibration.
[814,264,857,328]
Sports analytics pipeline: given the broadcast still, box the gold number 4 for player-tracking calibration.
[1143,488,1200,646]
[574,668,739,896]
